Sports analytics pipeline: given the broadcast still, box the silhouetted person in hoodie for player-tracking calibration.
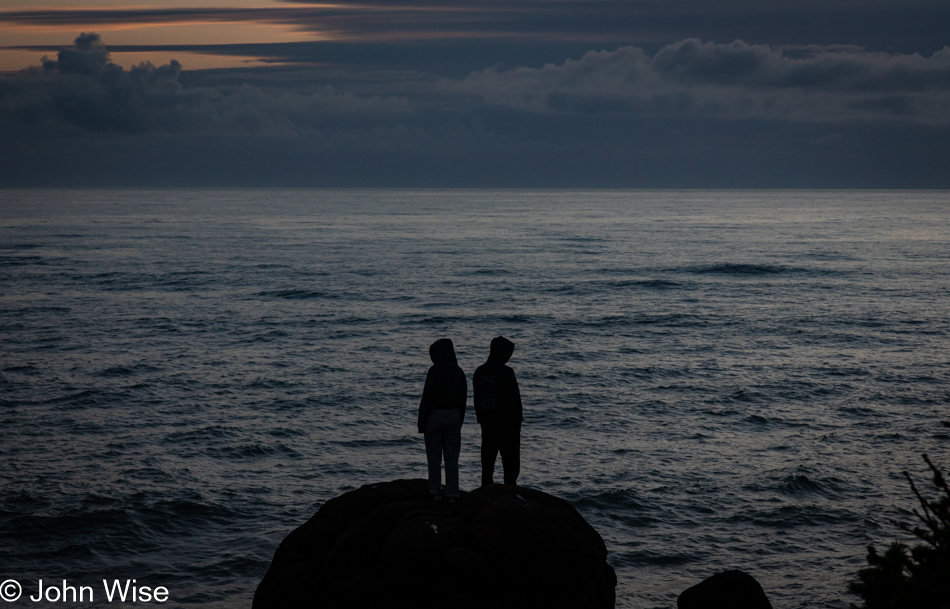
[473,336,522,486]
[417,338,467,502]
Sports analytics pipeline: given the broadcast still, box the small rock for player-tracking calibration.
[677,569,772,609]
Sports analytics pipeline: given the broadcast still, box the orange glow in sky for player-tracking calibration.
[0,1,337,71]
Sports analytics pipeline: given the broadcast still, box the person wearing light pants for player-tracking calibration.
[417,338,467,502]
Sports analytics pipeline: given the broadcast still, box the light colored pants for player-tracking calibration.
[424,408,461,498]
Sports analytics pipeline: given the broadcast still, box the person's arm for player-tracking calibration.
[458,368,467,426]
[472,367,482,424]
[508,368,523,425]
[418,368,435,433]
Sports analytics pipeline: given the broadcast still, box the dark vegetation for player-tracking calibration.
[849,455,950,609]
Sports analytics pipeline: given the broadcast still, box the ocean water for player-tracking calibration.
[1,189,949,609]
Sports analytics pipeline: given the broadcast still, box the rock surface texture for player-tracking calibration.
[253,479,617,609]
[677,569,773,609]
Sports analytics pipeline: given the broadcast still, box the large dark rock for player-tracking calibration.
[253,479,617,609]
[677,569,772,609]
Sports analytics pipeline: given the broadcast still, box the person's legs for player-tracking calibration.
[424,418,445,496]
[499,423,521,485]
[442,410,462,498]
[480,423,500,486]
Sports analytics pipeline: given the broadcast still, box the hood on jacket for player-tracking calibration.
[429,338,458,365]
[487,336,514,365]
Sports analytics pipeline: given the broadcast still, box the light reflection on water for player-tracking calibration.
[1,189,949,608]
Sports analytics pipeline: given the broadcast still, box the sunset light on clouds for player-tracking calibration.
[1,0,948,186]
[0,2,348,70]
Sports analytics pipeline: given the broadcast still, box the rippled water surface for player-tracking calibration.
[2,189,949,608]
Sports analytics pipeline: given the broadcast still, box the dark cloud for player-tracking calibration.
[0,7,293,27]
[2,33,950,187]
[0,34,409,134]
[1,33,192,133]
[454,40,950,124]
[8,34,948,135]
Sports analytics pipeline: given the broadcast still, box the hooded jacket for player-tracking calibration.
[417,338,467,433]
[473,336,523,426]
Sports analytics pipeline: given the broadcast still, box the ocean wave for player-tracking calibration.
[611,549,703,567]
[96,364,160,378]
[256,289,339,300]
[211,442,302,460]
[686,263,820,276]
[236,330,290,343]
[152,271,214,288]
[267,428,308,438]
[409,315,468,325]
[780,475,846,497]
[727,504,858,528]
[334,437,416,448]
[2,364,40,374]
[605,279,684,289]
[41,389,110,407]
[556,313,705,328]
[245,378,296,389]
[0,255,45,267]
[165,425,243,444]
[564,488,648,511]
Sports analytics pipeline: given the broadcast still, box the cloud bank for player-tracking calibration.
[4,34,950,137]
[455,40,950,124]
[0,33,408,134]
[1,34,948,187]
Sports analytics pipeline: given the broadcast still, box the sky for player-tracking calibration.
[1,0,949,187]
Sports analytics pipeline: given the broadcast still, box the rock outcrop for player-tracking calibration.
[677,569,773,609]
[253,479,617,609]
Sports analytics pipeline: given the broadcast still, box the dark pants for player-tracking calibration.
[480,422,520,486]
[424,408,462,498]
